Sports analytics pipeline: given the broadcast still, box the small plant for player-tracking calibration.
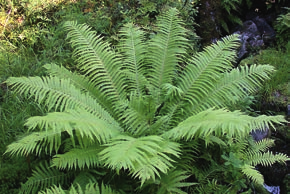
[275,7,290,46]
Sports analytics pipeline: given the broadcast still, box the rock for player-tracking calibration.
[252,16,276,43]
[232,16,276,65]
[233,20,264,64]
[264,184,280,194]
[258,162,288,186]
[251,127,270,142]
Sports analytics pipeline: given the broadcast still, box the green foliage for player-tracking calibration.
[0,157,30,194]
[20,161,75,194]
[4,8,288,193]
[40,182,118,194]
[240,43,290,108]
[275,7,290,46]
[220,0,243,33]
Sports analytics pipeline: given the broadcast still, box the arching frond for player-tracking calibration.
[154,170,195,194]
[246,151,289,167]
[6,76,117,126]
[178,35,239,105]
[99,135,180,184]
[52,144,103,170]
[20,161,74,194]
[163,35,240,126]
[64,21,127,107]
[147,8,188,92]
[118,23,148,96]
[5,109,121,156]
[44,63,115,117]
[164,108,252,140]
[247,138,275,154]
[191,64,275,115]
[249,114,285,131]
[241,165,264,185]
[5,131,60,156]
[40,183,118,194]
[164,108,285,141]
[25,108,120,142]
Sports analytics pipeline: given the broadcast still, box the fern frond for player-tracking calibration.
[249,114,286,131]
[248,138,275,154]
[154,170,195,194]
[100,135,180,184]
[178,35,239,106]
[5,109,120,156]
[241,165,264,185]
[64,21,127,107]
[26,108,120,142]
[6,76,117,126]
[44,63,115,117]
[191,64,275,115]
[164,108,255,140]
[147,8,188,92]
[162,83,184,101]
[5,128,65,156]
[118,23,148,96]
[246,151,289,167]
[52,144,103,170]
[165,35,240,127]
[20,161,74,194]
[40,183,118,194]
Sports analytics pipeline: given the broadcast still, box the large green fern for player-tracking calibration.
[5,8,288,193]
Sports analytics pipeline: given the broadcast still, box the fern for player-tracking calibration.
[99,135,180,184]
[52,144,103,170]
[20,161,74,194]
[154,170,195,194]
[63,21,127,118]
[5,7,288,193]
[118,23,148,96]
[147,8,188,94]
[241,165,264,185]
[40,183,118,194]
